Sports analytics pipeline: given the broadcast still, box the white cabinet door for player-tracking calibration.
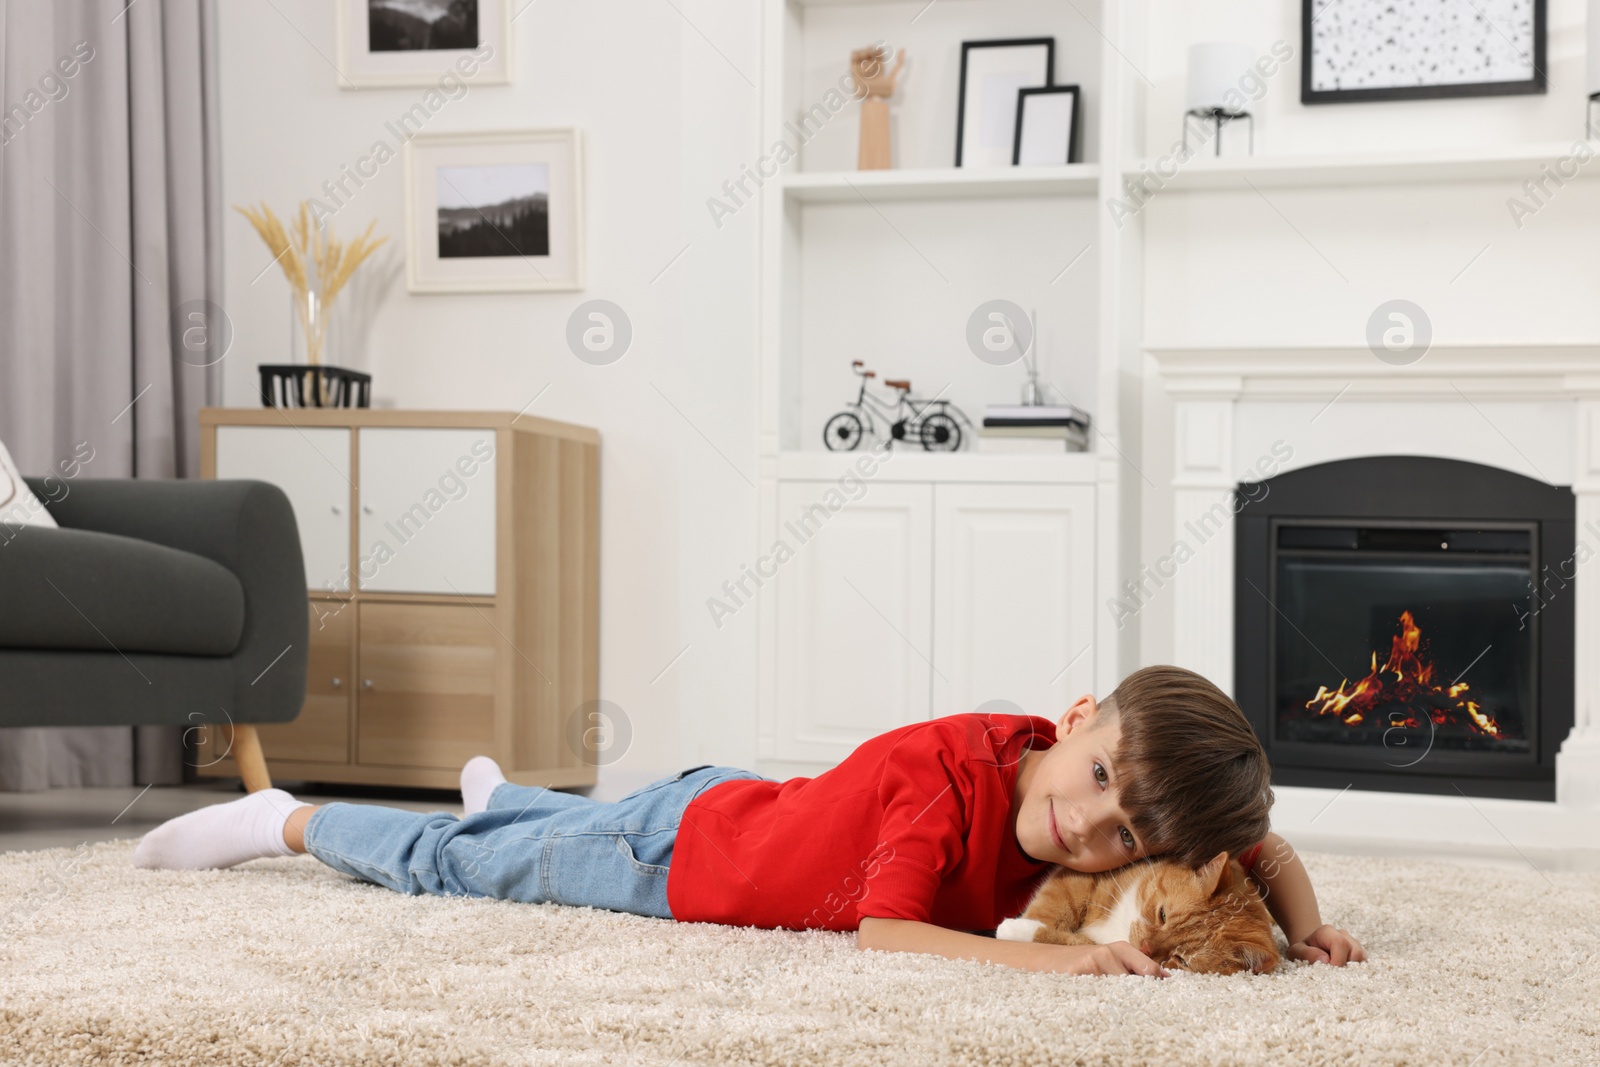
[357,428,497,595]
[931,483,1095,723]
[215,425,352,593]
[772,480,933,763]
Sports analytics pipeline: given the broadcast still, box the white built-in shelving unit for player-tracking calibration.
[755,0,1145,772]
[751,0,1600,807]
[751,0,1600,775]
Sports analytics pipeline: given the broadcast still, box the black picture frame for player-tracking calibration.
[1301,0,1546,104]
[955,37,1054,167]
[1012,85,1080,165]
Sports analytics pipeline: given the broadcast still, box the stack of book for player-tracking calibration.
[978,403,1090,453]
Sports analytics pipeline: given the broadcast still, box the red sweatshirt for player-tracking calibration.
[665,713,1059,932]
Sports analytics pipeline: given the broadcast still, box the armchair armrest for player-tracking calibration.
[25,477,310,724]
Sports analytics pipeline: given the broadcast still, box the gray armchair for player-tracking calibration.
[0,478,309,792]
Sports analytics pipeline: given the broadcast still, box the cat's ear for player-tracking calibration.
[1198,851,1230,896]
[1241,942,1279,975]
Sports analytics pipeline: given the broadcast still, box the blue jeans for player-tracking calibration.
[300,765,769,920]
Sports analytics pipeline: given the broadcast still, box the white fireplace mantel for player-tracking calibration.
[1148,343,1600,813]
[1148,344,1600,402]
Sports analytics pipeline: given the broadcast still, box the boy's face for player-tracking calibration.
[1011,695,1150,873]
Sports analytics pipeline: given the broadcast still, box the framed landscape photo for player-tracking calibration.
[956,38,1054,168]
[336,0,512,88]
[1302,0,1545,104]
[1013,85,1080,166]
[403,129,584,293]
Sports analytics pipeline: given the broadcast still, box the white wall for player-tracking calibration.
[217,0,763,790]
[1134,0,1600,668]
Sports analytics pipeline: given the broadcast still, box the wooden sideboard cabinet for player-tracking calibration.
[192,407,601,791]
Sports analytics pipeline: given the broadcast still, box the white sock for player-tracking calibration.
[132,788,311,870]
[460,755,507,816]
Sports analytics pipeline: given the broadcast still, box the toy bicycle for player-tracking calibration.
[823,361,974,452]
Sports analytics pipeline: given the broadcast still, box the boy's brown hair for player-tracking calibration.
[1094,664,1274,868]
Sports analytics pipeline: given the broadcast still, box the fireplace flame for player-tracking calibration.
[1305,611,1501,738]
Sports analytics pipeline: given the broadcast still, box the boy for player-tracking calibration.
[134,664,1365,976]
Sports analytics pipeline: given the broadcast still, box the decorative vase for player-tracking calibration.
[267,289,370,408]
[234,198,387,409]
[289,287,326,368]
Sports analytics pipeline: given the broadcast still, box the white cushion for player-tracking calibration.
[0,439,58,528]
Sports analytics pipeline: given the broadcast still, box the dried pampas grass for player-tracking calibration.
[234,200,387,368]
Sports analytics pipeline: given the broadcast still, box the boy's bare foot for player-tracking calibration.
[132,788,312,870]
[461,755,507,816]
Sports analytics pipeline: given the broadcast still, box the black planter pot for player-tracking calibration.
[258,364,372,408]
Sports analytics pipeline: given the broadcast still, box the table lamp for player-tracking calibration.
[1185,41,1255,157]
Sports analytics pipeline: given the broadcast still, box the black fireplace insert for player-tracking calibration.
[1234,456,1573,801]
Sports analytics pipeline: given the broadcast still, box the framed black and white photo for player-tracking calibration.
[1302,0,1545,104]
[336,0,512,88]
[1012,85,1079,166]
[956,38,1054,168]
[403,129,584,293]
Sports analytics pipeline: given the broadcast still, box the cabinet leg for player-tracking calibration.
[232,723,273,793]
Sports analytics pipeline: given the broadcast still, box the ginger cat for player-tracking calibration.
[995,851,1279,975]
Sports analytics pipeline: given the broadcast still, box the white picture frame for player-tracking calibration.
[956,38,1055,169]
[403,129,585,293]
[335,0,512,89]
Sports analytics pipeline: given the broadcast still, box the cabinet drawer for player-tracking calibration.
[357,601,497,770]
[215,425,352,592]
[255,603,353,764]
[357,427,497,595]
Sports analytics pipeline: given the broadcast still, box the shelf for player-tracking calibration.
[771,448,1099,484]
[782,164,1101,203]
[1125,141,1598,192]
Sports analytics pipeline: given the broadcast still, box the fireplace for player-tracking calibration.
[1234,456,1574,801]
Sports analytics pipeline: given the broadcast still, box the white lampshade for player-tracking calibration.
[1588,2,1600,95]
[1186,41,1255,114]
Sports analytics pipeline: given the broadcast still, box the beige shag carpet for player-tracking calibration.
[0,839,1596,1066]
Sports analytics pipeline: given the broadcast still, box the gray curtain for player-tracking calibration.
[0,0,223,790]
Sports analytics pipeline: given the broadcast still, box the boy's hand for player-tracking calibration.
[1289,924,1367,966]
[1031,941,1171,977]
[855,918,1169,976]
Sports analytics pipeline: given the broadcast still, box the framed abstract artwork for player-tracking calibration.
[403,129,584,293]
[1302,0,1545,104]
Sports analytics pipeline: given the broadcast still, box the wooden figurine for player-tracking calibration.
[851,44,906,170]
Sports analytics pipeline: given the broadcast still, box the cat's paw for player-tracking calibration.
[995,917,1046,942]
